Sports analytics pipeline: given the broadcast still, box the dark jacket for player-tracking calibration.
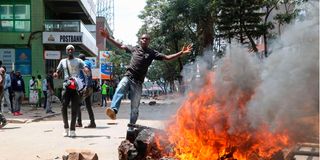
[11,75,25,93]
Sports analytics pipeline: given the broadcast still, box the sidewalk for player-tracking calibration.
[1,97,179,124]
[2,102,61,124]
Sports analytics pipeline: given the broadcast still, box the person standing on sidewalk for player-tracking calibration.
[100,80,108,108]
[11,71,25,116]
[0,66,12,113]
[53,44,87,137]
[100,28,192,126]
[45,71,55,114]
[76,54,96,128]
[0,65,8,128]
[36,75,42,108]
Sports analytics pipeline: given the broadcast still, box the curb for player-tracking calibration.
[7,113,61,124]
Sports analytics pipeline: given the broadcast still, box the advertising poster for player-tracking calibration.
[0,49,15,72]
[99,51,113,80]
[15,48,31,75]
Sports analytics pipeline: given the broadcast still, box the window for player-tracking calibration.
[0,3,30,32]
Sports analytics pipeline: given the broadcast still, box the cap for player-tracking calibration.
[66,45,75,51]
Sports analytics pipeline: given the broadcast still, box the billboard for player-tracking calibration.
[99,50,113,80]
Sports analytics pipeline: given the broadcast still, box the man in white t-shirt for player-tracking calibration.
[54,44,87,137]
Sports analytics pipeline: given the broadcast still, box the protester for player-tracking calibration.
[11,71,25,116]
[100,28,192,127]
[76,53,96,128]
[53,44,87,137]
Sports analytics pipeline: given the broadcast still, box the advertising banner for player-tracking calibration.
[0,49,15,72]
[44,50,61,60]
[15,48,31,75]
[99,50,113,80]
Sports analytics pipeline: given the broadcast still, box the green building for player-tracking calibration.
[0,0,99,97]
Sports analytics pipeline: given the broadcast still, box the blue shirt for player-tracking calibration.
[79,59,93,87]
[4,74,11,90]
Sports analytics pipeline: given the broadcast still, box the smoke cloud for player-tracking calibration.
[247,3,319,142]
[180,1,319,143]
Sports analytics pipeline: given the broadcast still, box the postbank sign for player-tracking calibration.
[43,32,83,44]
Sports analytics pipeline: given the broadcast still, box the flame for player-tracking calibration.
[156,72,291,160]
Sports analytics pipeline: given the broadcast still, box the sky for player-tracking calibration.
[112,0,146,45]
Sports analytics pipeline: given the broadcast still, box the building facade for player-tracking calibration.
[0,0,100,96]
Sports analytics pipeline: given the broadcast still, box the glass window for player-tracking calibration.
[15,20,30,31]
[0,20,13,31]
[14,4,30,19]
[0,3,30,32]
[0,5,13,19]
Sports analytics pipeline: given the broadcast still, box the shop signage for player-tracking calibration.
[44,50,61,59]
[43,32,83,44]
[0,49,15,72]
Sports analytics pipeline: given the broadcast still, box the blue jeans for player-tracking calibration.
[111,76,142,124]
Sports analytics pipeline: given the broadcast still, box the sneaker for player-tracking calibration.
[0,117,7,128]
[84,123,96,128]
[63,129,69,137]
[13,112,19,116]
[106,107,116,120]
[69,130,76,137]
[75,123,82,127]
[17,112,23,115]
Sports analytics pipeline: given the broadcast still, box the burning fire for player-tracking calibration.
[156,72,291,160]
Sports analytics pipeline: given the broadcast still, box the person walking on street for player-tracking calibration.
[100,28,192,127]
[76,54,96,128]
[11,71,25,116]
[101,80,108,108]
[53,44,87,137]
[0,66,12,113]
[45,71,55,114]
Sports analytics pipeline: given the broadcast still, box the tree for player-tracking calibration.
[216,0,266,52]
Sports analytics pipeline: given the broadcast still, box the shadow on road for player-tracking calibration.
[0,126,21,130]
[72,135,111,139]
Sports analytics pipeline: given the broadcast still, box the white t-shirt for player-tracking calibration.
[56,58,85,80]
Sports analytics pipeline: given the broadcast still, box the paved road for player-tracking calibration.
[0,98,182,160]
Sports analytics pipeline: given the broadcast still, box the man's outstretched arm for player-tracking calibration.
[99,28,128,50]
[163,44,193,61]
